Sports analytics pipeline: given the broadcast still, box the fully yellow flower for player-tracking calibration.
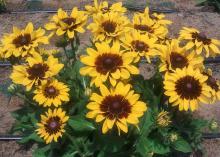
[179,27,220,57]
[121,30,159,63]
[141,7,172,26]
[33,79,70,107]
[202,69,220,104]
[86,82,147,135]
[158,39,204,73]
[36,108,69,144]
[45,8,87,39]
[1,22,48,58]
[80,41,139,87]
[85,0,126,16]
[10,53,63,91]
[132,10,168,39]
[164,66,211,111]
[87,12,130,43]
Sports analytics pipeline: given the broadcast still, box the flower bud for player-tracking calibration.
[84,87,92,97]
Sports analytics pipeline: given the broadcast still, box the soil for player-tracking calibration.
[0,0,220,157]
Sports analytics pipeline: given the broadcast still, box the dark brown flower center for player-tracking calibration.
[134,24,154,33]
[62,17,76,26]
[102,21,117,33]
[27,63,49,80]
[45,116,61,134]
[95,53,123,74]
[131,40,149,52]
[13,34,31,48]
[100,95,131,120]
[44,86,59,98]
[206,75,219,92]
[170,52,188,70]
[192,32,211,45]
[175,76,202,100]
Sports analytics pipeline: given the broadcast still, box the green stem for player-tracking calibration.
[63,46,68,59]
[65,132,83,157]
[15,93,36,106]
[70,39,76,61]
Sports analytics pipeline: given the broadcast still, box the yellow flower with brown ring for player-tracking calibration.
[164,66,211,111]
[33,79,70,107]
[158,39,204,74]
[1,22,49,58]
[179,27,220,57]
[121,30,159,63]
[45,7,87,39]
[87,12,130,43]
[86,82,147,135]
[80,41,139,87]
[10,53,64,91]
[36,108,69,144]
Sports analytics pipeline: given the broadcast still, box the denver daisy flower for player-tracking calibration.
[158,39,204,73]
[164,66,211,111]
[86,82,147,134]
[179,27,220,57]
[45,8,87,39]
[1,22,48,58]
[36,108,69,144]
[10,53,63,91]
[202,69,220,103]
[132,11,168,39]
[87,12,130,43]
[33,79,70,107]
[121,30,159,63]
[80,41,139,87]
[85,0,126,16]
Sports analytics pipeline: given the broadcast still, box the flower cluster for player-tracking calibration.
[1,1,220,156]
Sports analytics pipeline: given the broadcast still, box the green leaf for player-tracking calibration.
[68,116,96,132]
[33,145,51,157]
[173,138,192,153]
[196,0,207,4]
[19,132,43,144]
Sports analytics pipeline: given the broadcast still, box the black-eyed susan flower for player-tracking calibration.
[45,8,87,39]
[179,27,220,57]
[87,12,130,43]
[85,0,126,16]
[33,79,70,107]
[80,41,139,87]
[86,82,147,134]
[164,66,211,111]
[156,110,171,127]
[158,39,204,73]
[132,11,168,39]
[36,108,69,144]
[142,7,172,26]
[10,53,63,91]
[1,22,48,58]
[202,69,220,103]
[121,30,159,63]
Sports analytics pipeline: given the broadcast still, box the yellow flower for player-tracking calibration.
[132,10,168,39]
[1,22,48,58]
[157,110,171,127]
[33,79,70,107]
[87,12,130,43]
[164,66,211,111]
[10,53,64,91]
[86,82,147,135]
[36,108,69,144]
[85,0,126,16]
[179,27,220,57]
[142,7,172,26]
[121,30,159,63]
[158,39,204,74]
[202,68,220,104]
[80,41,139,87]
[45,8,87,39]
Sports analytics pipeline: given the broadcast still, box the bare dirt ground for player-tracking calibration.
[0,0,220,157]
